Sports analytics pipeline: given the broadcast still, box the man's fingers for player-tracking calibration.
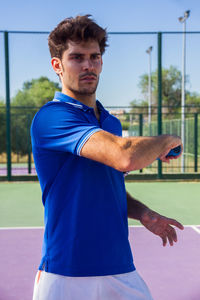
[161,225,179,246]
[161,233,174,246]
[171,229,177,242]
[162,236,167,247]
[166,226,177,242]
[160,157,170,163]
[167,234,174,246]
[168,218,184,230]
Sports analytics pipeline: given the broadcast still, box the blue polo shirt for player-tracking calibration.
[31,91,135,277]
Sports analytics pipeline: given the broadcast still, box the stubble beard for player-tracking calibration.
[68,77,99,97]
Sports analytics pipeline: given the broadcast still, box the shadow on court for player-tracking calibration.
[0,226,199,300]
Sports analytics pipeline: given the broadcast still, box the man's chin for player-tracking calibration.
[78,90,96,96]
[70,88,97,96]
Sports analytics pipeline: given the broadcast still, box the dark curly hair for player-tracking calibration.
[48,15,108,59]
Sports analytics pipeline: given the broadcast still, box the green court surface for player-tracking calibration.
[0,181,199,227]
[126,182,200,226]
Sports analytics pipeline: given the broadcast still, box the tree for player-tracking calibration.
[135,65,200,114]
[10,77,61,155]
[186,92,200,113]
[137,66,183,114]
[12,76,61,107]
[129,99,148,114]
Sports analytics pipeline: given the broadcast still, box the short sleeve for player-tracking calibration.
[31,102,102,156]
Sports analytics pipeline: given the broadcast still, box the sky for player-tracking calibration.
[0,0,200,107]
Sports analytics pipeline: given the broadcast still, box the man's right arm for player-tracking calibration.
[80,130,182,172]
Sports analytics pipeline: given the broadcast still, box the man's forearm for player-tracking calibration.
[122,134,181,171]
[81,130,182,173]
[126,191,149,220]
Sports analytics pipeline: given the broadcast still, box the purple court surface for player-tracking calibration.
[0,226,199,300]
[0,167,37,176]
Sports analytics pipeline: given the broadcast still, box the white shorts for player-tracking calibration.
[32,270,154,300]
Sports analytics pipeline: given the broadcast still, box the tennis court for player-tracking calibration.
[0,181,200,300]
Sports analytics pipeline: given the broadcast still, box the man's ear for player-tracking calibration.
[51,57,63,77]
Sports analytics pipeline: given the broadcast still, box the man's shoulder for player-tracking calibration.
[37,100,67,114]
[33,100,84,123]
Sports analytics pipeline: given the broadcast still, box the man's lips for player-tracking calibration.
[80,76,96,81]
[80,73,97,81]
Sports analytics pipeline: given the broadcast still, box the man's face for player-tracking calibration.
[59,40,103,96]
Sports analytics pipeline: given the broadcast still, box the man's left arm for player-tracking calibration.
[126,191,184,246]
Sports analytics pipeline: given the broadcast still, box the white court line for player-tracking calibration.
[129,225,200,228]
[191,226,200,234]
[0,225,199,230]
[0,226,44,230]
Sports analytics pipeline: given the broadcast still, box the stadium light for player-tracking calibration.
[178,10,190,173]
[146,46,153,135]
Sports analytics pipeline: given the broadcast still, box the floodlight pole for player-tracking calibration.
[146,46,153,135]
[181,20,186,173]
[179,10,190,173]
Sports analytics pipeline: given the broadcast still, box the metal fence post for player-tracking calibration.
[194,113,198,172]
[157,32,162,179]
[4,31,11,181]
[139,114,143,173]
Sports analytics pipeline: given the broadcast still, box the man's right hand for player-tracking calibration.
[157,135,183,163]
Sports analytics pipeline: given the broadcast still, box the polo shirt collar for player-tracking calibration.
[53,91,108,116]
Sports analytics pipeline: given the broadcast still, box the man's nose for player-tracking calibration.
[82,59,94,71]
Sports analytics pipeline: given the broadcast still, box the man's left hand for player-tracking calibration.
[140,209,184,246]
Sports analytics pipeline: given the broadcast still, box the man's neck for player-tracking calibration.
[62,88,96,108]
[61,88,100,121]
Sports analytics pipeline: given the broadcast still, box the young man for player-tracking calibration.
[31,15,184,300]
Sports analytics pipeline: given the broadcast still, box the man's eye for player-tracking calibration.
[91,55,100,60]
[73,56,82,60]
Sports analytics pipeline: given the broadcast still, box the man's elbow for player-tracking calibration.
[116,155,138,172]
[115,140,138,172]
